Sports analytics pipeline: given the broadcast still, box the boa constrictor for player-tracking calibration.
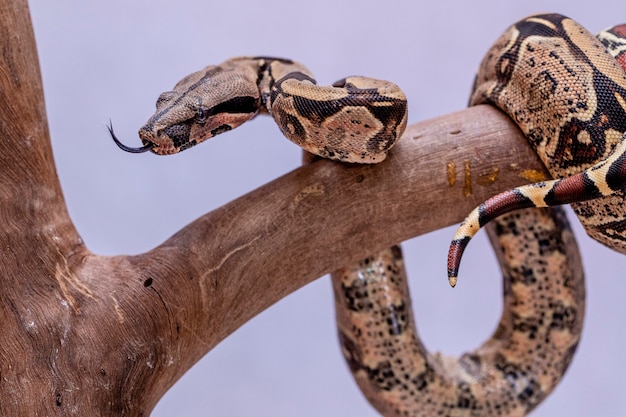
[112,56,407,162]
[448,15,626,288]
[108,13,619,416]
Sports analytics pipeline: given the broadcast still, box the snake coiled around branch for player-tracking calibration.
[448,15,626,288]
[106,13,625,415]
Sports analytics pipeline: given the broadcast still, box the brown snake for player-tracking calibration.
[107,12,626,416]
[448,16,626,288]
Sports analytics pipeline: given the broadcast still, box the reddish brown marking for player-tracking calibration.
[618,52,626,71]
[598,114,609,126]
[613,24,626,71]
[546,175,590,205]
[606,152,626,190]
[479,189,534,226]
[612,23,626,38]
[447,238,469,286]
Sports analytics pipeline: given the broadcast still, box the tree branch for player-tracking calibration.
[0,0,550,414]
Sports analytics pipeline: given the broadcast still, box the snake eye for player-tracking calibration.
[194,97,212,124]
[196,106,209,124]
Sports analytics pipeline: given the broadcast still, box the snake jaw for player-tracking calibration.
[107,122,154,154]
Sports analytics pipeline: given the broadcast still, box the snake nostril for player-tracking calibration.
[138,127,154,140]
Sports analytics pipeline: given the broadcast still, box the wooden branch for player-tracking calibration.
[0,1,550,415]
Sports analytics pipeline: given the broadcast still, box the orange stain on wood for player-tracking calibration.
[447,162,456,187]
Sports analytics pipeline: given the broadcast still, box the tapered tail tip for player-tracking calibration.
[448,275,457,288]
[447,236,469,288]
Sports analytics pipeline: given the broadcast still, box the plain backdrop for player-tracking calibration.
[27,1,626,416]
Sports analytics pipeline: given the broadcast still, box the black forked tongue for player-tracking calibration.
[107,121,154,154]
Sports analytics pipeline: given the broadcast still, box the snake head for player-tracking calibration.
[112,61,263,155]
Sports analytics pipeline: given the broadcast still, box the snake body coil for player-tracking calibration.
[126,56,407,163]
[108,15,622,415]
[448,15,626,287]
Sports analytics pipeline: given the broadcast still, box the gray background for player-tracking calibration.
[28,1,626,416]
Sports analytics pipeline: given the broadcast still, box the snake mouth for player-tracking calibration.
[107,122,154,154]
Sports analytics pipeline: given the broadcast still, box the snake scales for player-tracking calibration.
[449,16,626,287]
[109,13,625,417]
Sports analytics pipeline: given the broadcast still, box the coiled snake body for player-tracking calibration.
[109,13,625,417]
[449,15,626,287]
[115,56,407,162]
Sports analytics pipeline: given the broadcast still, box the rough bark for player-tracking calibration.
[0,1,549,415]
